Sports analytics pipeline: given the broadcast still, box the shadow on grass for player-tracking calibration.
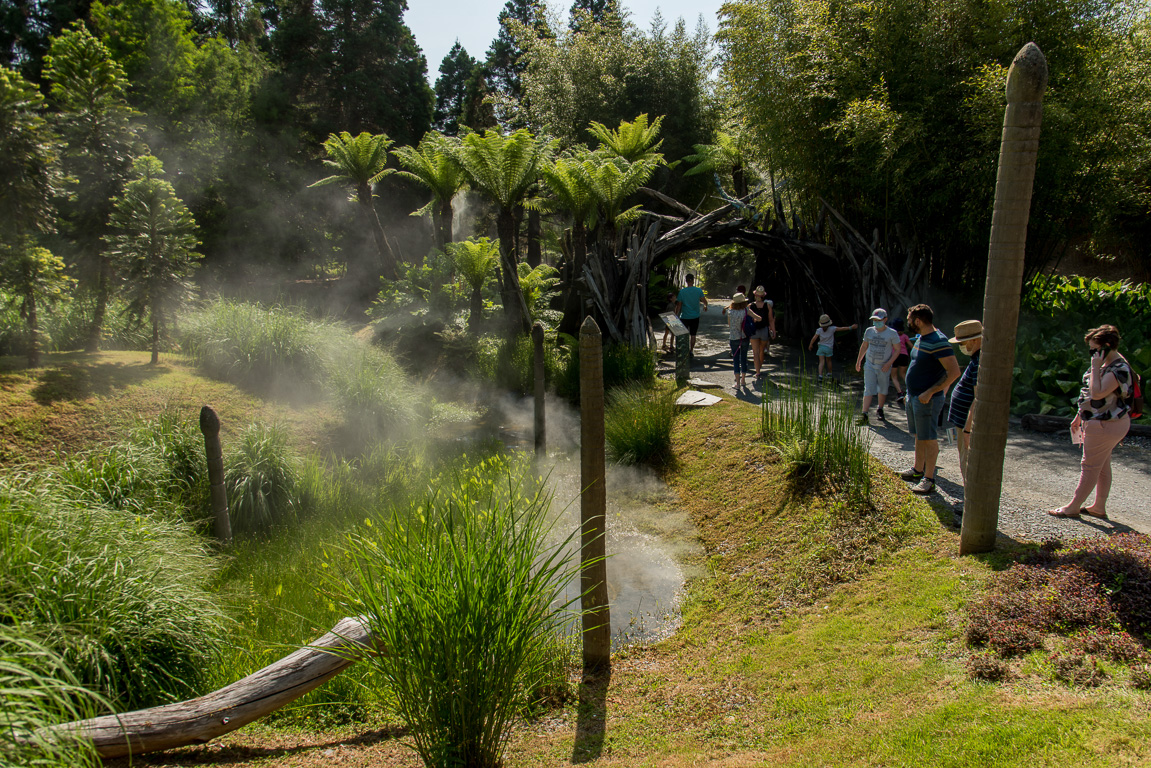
[571,667,611,764]
[102,725,409,767]
[30,360,165,404]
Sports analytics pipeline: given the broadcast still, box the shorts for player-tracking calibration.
[816,344,833,357]
[905,393,945,441]
[893,353,910,368]
[682,317,700,335]
[752,326,772,341]
[863,363,891,397]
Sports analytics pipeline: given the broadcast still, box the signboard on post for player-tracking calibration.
[660,312,691,386]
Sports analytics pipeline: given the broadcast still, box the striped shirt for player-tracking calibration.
[905,330,955,397]
[948,350,980,427]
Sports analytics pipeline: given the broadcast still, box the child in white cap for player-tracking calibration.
[808,314,858,382]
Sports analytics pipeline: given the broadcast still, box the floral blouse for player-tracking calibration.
[1077,358,1133,421]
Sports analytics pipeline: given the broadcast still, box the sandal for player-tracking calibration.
[1083,509,1109,519]
[1046,508,1081,518]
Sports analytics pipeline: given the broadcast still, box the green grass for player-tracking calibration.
[605,382,679,465]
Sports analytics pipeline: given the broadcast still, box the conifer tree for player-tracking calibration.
[485,0,548,104]
[433,41,477,135]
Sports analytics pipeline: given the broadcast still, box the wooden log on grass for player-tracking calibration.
[45,616,376,759]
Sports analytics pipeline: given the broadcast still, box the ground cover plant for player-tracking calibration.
[964,534,1151,686]
[604,382,679,465]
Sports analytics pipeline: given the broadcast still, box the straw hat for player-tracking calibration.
[730,292,749,308]
[818,313,832,328]
[754,286,767,297]
[949,319,983,343]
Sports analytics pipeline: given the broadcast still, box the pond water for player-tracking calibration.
[470,394,704,648]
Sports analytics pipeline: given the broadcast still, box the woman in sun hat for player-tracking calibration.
[946,320,983,500]
[807,314,858,382]
[748,286,776,377]
[1048,324,1134,520]
[723,292,760,389]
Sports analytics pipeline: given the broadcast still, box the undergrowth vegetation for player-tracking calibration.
[965,534,1151,686]
[605,382,679,465]
[0,290,153,357]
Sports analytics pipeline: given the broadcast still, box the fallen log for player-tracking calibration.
[1021,413,1151,438]
[43,616,377,759]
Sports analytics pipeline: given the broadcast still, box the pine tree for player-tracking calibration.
[433,41,476,135]
[485,0,547,103]
[105,155,201,364]
[569,0,621,32]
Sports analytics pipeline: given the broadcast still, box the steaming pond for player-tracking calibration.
[464,395,704,648]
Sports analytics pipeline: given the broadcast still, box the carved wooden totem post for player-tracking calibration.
[579,317,611,670]
[533,322,546,456]
[961,43,1048,555]
[199,405,232,544]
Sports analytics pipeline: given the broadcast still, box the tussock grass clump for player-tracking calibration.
[761,375,872,505]
[0,480,227,710]
[225,422,302,536]
[0,624,105,768]
[605,383,679,465]
[324,454,581,768]
[329,346,421,442]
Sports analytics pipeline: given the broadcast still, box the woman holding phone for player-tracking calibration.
[1047,325,1135,519]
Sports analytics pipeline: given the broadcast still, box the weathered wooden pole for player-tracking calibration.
[579,316,611,671]
[199,406,232,544]
[533,322,546,456]
[961,43,1048,555]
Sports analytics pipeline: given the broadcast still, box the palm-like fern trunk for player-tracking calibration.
[497,209,532,335]
[558,220,588,336]
[357,183,398,280]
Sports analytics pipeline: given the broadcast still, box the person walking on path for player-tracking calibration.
[1048,324,1135,519]
[723,292,760,389]
[946,320,983,520]
[675,274,708,357]
[900,304,961,495]
[749,286,776,377]
[808,314,858,382]
[890,318,910,405]
[855,308,901,424]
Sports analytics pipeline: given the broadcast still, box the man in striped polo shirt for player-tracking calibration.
[900,304,961,495]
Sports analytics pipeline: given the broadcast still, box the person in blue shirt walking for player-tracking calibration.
[900,304,961,495]
[675,274,708,356]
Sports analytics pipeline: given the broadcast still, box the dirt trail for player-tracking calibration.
[661,301,1151,543]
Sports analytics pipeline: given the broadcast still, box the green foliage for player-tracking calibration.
[604,383,679,465]
[224,422,302,536]
[1013,276,1150,420]
[0,624,105,768]
[0,477,227,710]
[323,454,581,768]
[0,67,64,242]
[369,248,460,320]
[554,337,656,402]
[391,132,466,246]
[448,128,553,212]
[517,261,561,328]
[329,345,420,444]
[311,131,396,194]
[448,237,501,332]
[587,113,665,163]
[0,244,76,365]
[761,375,872,506]
[473,332,566,397]
[432,42,479,135]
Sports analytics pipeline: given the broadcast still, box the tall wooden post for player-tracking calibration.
[579,317,611,671]
[533,322,546,456]
[199,406,232,545]
[961,43,1048,555]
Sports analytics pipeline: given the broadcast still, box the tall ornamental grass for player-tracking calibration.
[0,479,228,710]
[324,454,582,768]
[605,383,679,465]
[761,375,872,505]
[224,422,303,535]
[0,624,105,768]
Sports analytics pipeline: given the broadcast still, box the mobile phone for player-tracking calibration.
[1093,346,1107,358]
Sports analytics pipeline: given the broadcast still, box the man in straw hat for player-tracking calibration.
[947,320,983,517]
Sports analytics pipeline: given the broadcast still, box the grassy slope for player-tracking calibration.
[0,351,340,465]
[8,358,1150,766]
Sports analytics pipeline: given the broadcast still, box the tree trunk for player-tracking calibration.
[86,255,110,353]
[961,43,1048,555]
[497,209,532,335]
[469,285,483,334]
[357,183,398,280]
[558,220,588,337]
[438,198,454,249]
[527,208,542,267]
[151,307,160,365]
[25,291,40,368]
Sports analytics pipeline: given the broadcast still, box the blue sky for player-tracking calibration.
[406,0,726,82]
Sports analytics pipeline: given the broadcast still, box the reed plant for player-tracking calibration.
[224,422,302,536]
[0,623,105,768]
[761,375,872,506]
[605,383,679,465]
[323,454,582,768]
[0,479,227,710]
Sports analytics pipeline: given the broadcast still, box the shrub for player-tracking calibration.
[965,651,1010,682]
[473,332,566,397]
[1130,665,1151,690]
[1051,651,1108,687]
[605,383,678,465]
[555,337,657,403]
[324,455,582,768]
[0,624,105,768]
[129,409,210,515]
[1073,628,1148,663]
[329,345,420,442]
[0,480,227,710]
[224,422,302,536]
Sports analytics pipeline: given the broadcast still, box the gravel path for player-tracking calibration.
[658,301,1151,543]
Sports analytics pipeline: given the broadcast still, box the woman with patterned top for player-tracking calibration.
[723,293,761,389]
[1048,325,1134,519]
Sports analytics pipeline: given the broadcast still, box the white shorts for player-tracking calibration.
[863,363,891,397]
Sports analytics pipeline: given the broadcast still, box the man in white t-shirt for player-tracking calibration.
[855,308,901,424]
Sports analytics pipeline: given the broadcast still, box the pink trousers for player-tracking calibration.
[1070,417,1131,511]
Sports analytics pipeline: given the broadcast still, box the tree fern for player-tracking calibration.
[392,132,467,248]
[586,113,665,164]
